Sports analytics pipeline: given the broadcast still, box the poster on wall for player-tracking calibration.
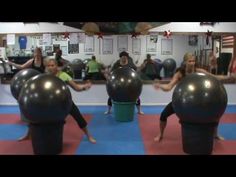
[69,33,79,44]
[103,38,113,54]
[146,35,157,52]
[132,38,141,55]
[150,34,158,43]
[78,33,86,43]
[203,36,212,49]
[188,35,198,46]
[43,33,52,45]
[117,35,128,52]
[68,42,79,54]
[7,34,15,45]
[161,39,173,55]
[84,36,94,52]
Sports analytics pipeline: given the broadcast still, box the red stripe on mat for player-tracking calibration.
[219,114,236,123]
[138,114,185,155]
[0,115,92,155]
[0,114,23,124]
[138,114,236,155]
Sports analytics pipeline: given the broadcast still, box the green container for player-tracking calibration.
[113,101,136,122]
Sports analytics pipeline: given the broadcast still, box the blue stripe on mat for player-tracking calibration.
[218,124,236,140]
[0,106,20,114]
[76,113,145,155]
[76,105,236,115]
[0,124,28,140]
[1,105,236,115]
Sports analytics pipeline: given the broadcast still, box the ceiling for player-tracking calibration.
[63,22,168,34]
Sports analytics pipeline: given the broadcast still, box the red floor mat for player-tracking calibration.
[0,115,92,155]
[138,114,236,155]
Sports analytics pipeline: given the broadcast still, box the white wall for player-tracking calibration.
[0,22,82,34]
[1,82,236,106]
[4,33,196,69]
[55,34,196,69]
[2,22,235,69]
[149,22,236,33]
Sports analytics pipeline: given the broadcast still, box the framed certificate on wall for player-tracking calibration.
[132,38,141,55]
[146,35,157,52]
[84,36,94,52]
[117,35,128,52]
[161,39,173,55]
[103,38,113,54]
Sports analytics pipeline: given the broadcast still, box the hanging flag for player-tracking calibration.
[222,35,234,48]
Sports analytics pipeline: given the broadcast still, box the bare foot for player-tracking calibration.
[104,111,111,115]
[88,136,96,144]
[138,111,144,115]
[154,135,163,142]
[214,135,224,140]
[18,134,31,141]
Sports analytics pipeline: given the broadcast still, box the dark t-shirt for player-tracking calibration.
[113,57,137,71]
[31,58,45,73]
[111,62,137,72]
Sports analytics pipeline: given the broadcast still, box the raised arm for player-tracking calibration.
[196,68,230,81]
[8,59,33,70]
[67,80,92,92]
[153,72,181,92]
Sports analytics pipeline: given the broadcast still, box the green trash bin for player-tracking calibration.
[113,101,136,122]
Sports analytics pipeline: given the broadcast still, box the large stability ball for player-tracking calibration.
[172,73,227,123]
[163,58,176,78]
[18,74,72,124]
[10,68,41,100]
[70,59,85,79]
[153,58,163,77]
[106,67,142,102]
[154,59,163,71]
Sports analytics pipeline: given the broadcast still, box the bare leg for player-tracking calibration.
[104,106,112,114]
[18,126,31,141]
[82,127,96,143]
[136,105,144,115]
[154,121,167,142]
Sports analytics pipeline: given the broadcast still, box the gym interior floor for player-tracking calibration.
[0,105,236,155]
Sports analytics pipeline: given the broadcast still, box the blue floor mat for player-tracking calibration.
[76,113,145,155]
[1,105,236,114]
[0,124,28,140]
[218,124,236,140]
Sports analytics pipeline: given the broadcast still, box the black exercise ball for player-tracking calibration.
[10,68,41,100]
[70,59,85,70]
[172,73,227,123]
[106,67,142,102]
[18,74,72,124]
[163,58,176,77]
[70,59,85,79]
[154,58,163,71]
